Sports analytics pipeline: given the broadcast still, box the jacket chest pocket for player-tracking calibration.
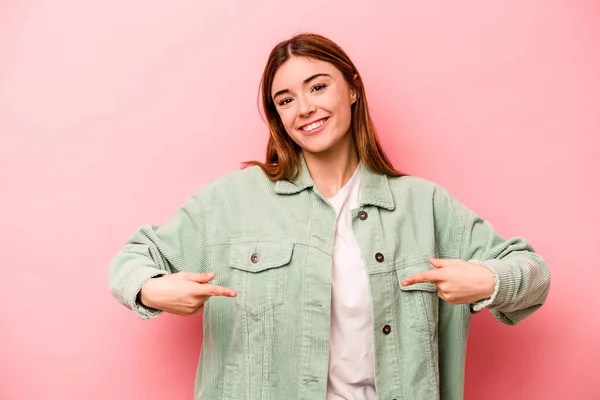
[397,261,439,334]
[230,241,294,317]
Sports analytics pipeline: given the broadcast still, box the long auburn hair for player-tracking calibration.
[243,33,404,181]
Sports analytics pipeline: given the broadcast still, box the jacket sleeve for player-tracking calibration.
[108,191,209,320]
[442,187,551,325]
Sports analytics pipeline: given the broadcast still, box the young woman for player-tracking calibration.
[109,33,550,400]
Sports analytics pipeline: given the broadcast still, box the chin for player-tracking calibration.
[299,138,337,155]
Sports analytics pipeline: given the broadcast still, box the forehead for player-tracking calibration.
[271,57,341,93]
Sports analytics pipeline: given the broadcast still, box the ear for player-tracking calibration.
[350,73,359,104]
[350,89,358,104]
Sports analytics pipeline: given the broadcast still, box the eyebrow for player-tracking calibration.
[272,73,333,100]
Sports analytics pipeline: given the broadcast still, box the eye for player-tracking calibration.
[278,98,293,107]
[311,83,327,92]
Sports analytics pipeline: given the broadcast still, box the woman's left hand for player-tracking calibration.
[401,258,496,305]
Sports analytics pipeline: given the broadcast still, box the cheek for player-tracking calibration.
[277,108,296,131]
[328,89,351,114]
[332,97,352,127]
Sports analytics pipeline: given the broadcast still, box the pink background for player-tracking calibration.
[1,1,599,399]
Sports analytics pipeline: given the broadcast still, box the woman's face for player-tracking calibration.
[271,57,356,155]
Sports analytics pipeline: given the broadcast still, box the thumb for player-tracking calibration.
[429,258,450,269]
[184,271,216,284]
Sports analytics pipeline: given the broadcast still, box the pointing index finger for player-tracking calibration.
[199,284,237,297]
[401,270,442,287]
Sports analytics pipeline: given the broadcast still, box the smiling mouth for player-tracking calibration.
[299,117,329,132]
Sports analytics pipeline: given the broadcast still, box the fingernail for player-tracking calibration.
[230,291,236,297]
[208,272,215,277]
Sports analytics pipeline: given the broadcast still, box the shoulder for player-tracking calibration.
[385,175,468,223]
[387,175,452,201]
[212,165,269,189]
[388,175,479,230]
[189,165,273,203]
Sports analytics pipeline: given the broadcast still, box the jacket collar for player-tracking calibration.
[274,152,314,195]
[275,152,395,211]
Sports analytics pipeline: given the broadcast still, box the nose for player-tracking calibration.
[297,95,316,118]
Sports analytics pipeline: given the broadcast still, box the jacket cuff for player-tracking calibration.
[469,259,500,313]
[123,266,167,320]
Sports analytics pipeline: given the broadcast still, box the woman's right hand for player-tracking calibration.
[139,271,236,316]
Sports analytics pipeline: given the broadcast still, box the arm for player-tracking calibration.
[108,191,209,320]
[450,191,551,325]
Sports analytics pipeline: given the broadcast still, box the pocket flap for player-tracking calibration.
[230,242,294,273]
[398,261,438,292]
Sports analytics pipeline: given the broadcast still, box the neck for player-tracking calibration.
[303,136,360,199]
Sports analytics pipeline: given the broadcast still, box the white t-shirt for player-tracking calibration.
[326,164,377,400]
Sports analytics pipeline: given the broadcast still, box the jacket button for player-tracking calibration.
[250,253,260,263]
[358,210,368,220]
[375,252,384,262]
[382,324,392,335]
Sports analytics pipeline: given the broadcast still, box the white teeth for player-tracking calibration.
[301,119,325,132]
